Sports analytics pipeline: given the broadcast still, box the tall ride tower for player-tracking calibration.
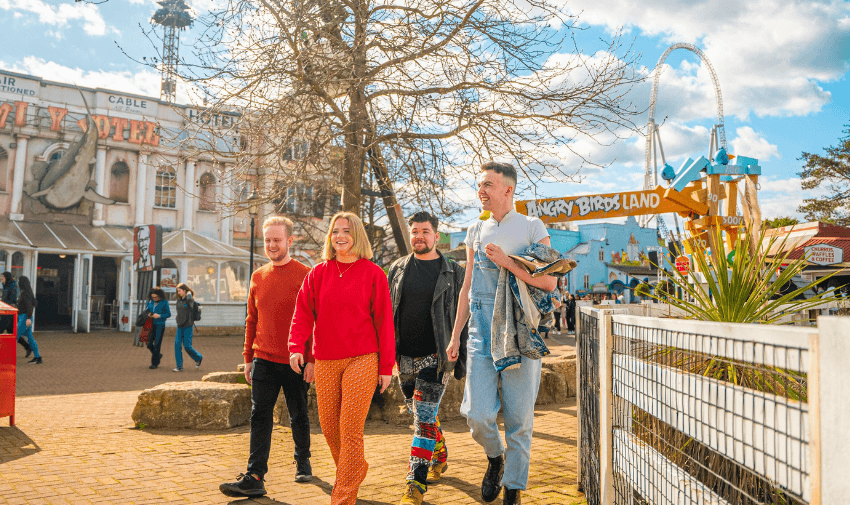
[152,0,193,103]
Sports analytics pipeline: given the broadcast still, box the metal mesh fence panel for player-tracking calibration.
[611,321,810,505]
[579,309,601,505]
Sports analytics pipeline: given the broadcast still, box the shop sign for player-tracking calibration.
[675,255,690,274]
[99,93,158,116]
[0,73,38,100]
[592,282,608,293]
[186,108,238,129]
[804,244,844,266]
[134,225,163,271]
[518,186,692,223]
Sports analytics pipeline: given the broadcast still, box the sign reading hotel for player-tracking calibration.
[517,186,689,224]
[0,73,39,100]
[804,244,844,266]
[186,108,238,129]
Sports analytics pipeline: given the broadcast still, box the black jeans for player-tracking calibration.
[566,311,576,332]
[147,324,165,366]
[553,311,561,331]
[247,357,311,479]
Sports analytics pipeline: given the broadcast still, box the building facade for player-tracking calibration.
[0,70,249,332]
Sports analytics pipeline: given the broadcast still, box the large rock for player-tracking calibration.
[542,356,576,397]
[132,381,251,429]
[202,371,246,384]
[536,367,567,404]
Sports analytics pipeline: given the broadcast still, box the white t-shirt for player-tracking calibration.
[466,209,549,256]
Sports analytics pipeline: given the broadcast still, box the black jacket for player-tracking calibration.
[17,295,35,319]
[2,280,18,308]
[388,251,468,380]
[175,293,194,328]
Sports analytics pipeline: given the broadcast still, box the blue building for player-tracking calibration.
[450,216,661,296]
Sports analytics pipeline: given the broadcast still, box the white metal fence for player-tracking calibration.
[577,306,849,505]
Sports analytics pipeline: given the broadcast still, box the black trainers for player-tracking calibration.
[28,357,42,364]
[295,458,313,483]
[195,357,203,369]
[219,473,266,497]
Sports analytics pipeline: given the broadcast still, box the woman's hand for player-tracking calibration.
[378,374,392,393]
[303,362,315,383]
[25,318,31,327]
[152,313,160,319]
[289,352,305,374]
[446,336,461,362]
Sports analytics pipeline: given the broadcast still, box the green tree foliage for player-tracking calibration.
[762,216,799,229]
[798,123,850,226]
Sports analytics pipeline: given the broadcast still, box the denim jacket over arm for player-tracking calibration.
[388,251,469,380]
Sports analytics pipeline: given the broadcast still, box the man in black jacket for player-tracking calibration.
[387,211,467,505]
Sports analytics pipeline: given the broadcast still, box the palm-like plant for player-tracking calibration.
[653,227,844,323]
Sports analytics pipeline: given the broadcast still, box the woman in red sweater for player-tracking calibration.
[289,211,395,505]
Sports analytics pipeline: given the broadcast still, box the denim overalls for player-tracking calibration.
[459,236,543,490]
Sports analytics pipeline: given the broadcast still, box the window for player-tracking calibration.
[313,189,327,218]
[49,150,64,162]
[599,249,604,261]
[154,166,177,208]
[0,251,6,272]
[282,140,310,161]
[274,185,297,214]
[220,261,248,302]
[109,161,130,203]
[583,274,590,290]
[0,146,7,192]
[160,258,179,301]
[198,172,217,211]
[11,252,24,281]
[187,259,218,302]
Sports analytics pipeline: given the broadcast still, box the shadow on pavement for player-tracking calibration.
[0,426,41,464]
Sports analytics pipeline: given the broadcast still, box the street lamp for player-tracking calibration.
[247,190,260,277]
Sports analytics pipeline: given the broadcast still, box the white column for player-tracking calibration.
[183,159,195,230]
[135,153,148,225]
[92,148,107,226]
[220,173,232,243]
[9,135,28,221]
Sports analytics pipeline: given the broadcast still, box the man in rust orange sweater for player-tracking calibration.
[220,216,313,499]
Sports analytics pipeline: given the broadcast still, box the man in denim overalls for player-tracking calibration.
[447,162,557,505]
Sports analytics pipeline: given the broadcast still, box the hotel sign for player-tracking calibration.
[804,244,843,266]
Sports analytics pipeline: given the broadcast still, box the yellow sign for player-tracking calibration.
[516,186,695,224]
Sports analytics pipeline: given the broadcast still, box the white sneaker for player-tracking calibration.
[173,368,183,372]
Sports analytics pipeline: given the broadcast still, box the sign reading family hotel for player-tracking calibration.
[804,244,844,266]
[517,186,690,224]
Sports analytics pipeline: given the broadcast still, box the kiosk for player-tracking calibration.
[0,301,19,426]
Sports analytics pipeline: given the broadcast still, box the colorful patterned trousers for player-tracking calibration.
[315,353,379,505]
[397,354,449,493]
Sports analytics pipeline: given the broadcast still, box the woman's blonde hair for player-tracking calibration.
[321,212,373,261]
[176,282,194,297]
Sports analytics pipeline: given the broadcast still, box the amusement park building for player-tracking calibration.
[0,69,253,333]
[450,216,661,296]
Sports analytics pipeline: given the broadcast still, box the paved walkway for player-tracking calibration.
[1,330,585,505]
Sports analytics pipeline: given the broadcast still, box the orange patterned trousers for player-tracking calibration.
[314,353,378,505]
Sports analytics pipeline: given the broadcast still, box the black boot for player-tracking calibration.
[294,458,312,483]
[481,454,504,503]
[503,488,521,504]
[18,338,31,358]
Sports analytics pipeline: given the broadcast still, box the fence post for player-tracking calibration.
[598,309,615,505]
[810,316,850,505]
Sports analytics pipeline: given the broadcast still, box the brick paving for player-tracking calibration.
[1,330,585,505]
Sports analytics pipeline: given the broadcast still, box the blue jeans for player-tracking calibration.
[174,326,202,369]
[17,313,39,358]
[461,300,542,490]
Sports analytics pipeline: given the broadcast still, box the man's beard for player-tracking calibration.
[266,246,288,262]
[412,241,434,254]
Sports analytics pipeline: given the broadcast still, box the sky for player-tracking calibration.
[1,0,848,232]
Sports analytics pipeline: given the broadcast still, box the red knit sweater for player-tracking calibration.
[289,258,396,375]
[244,259,312,364]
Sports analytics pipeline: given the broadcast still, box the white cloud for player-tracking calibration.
[561,0,850,119]
[0,57,162,98]
[729,127,780,161]
[0,0,107,36]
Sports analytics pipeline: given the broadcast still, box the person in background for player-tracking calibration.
[220,216,314,499]
[17,276,40,364]
[289,212,395,505]
[387,211,467,505]
[566,293,577,335]
[552,287,563,334]
[173,283,203,372]
[146,287,171,369]
[1,272,27,355]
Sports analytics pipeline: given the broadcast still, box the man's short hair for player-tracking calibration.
[481,161,518,187]
[263,215,294,237]
[408,211,439,232]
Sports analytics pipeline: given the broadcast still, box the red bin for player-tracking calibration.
[0,301,18,426]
